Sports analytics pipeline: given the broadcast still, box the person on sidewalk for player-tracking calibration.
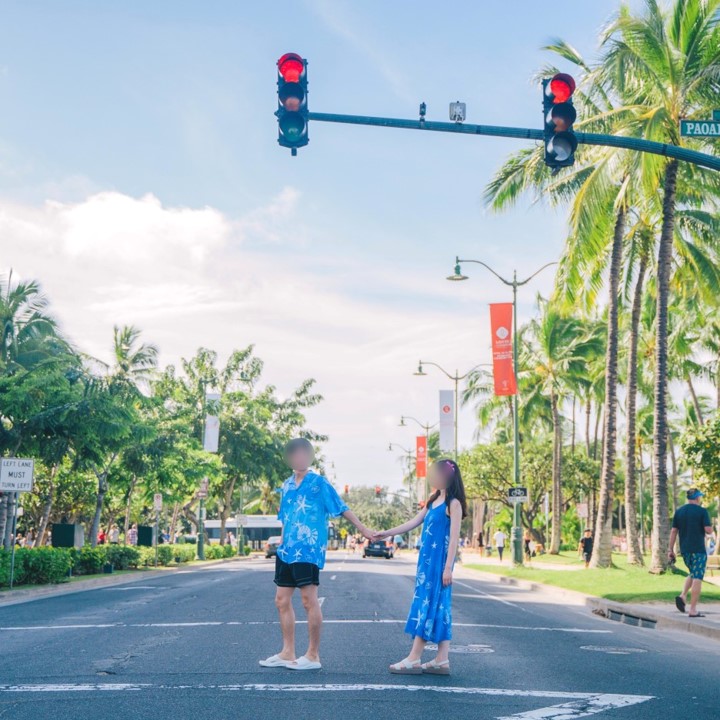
[493,528,507,562]
[578,529,594,568]
[669,488,714,618]
[259,438,374,671]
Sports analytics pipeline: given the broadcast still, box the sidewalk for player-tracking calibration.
[461,561,720,643]
[0,555,253,608]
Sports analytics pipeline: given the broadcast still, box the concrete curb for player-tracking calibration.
[462,565,720,643]
[0,555,254,608]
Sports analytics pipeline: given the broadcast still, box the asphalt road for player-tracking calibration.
[0,552,718,720]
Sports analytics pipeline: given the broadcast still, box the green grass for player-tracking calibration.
[466,553,720,604]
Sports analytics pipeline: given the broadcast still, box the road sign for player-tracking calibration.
[196,490,208,499]
[680,119,720,137]
[0,458,34,492]
[153,493,163,511]
[576,502,589,519]
[507,486,528,504]
[237,514,248,527]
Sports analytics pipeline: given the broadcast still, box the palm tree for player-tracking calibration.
[523,300,603,553]
[600,0,720,572]
[111,325,159,388]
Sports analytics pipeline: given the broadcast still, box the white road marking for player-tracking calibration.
[0,620,612,633]
[454,580,529,612]
[318,597,326,607]
[330,575,337,580]
[0,682,654,717]
[580,646,647,655]
[100,586,161,591]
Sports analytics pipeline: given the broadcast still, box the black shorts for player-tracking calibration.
[274,557,320,588]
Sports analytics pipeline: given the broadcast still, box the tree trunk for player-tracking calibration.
[686,376,704,425]
[593,407,602,460]
[90,472,108,548]
[585,400,592,457]
[571,397,576,453]
[36,464,59,547]
[170,502,180,543]
[591,207,624,569]
[669,432,679,515]
[650,159,678,574]
[123,474,137,542]
[624,253,646,566]
[550,390,563,554]
[0,494,7,549]
[2,493,17,549]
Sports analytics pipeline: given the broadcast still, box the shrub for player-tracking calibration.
[71,546,107,575]
[0,547,72,587]
[204,544,224,560]
[104,545,141,570]
[173,546,196,563]
[222,544,236,558]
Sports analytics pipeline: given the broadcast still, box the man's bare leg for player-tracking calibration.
[275,586,297,661]
[300,584,322,662]
[689,578,703,615]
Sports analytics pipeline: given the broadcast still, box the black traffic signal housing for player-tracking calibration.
[543,73,577,169]
[276,53,309,155]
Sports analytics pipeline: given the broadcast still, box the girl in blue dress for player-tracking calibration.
[378,458,467,676]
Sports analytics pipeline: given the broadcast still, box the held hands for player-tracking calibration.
[371,530,390,541]
[442,568,453,587]
[360,526,376,541]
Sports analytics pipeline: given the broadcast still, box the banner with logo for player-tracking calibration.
[438,389,455,453]
[489,303,517,396]
[203,393,221,452]
[416,435,428,478]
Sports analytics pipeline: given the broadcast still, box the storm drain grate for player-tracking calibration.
[606,609,657,629]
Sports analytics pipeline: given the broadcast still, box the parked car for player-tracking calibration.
[265,535,282,558]
[363,540,394,559]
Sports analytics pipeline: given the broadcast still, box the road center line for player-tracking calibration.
[454,580,529,612]
[0,620,612,633]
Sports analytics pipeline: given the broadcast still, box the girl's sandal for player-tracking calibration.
[389,658,423,675]
[422,659,451,676]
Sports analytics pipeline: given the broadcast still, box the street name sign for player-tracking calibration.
[0,458,34,492]
[680,119,720,137]
[507,486,528,504]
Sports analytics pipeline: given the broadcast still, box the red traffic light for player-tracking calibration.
[344,484,349,495]
[278,53,305,83]
[375,485,381,496]
[548,73,576,103]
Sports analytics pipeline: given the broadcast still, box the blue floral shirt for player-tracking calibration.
[277,472,348,569]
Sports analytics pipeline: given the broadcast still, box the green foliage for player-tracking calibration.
[681,413,720,497]
[342,486,410,532]
[0,547,72,586]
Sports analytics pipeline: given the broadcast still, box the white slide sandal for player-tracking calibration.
[259,654,293,668]
[287,655,322,671]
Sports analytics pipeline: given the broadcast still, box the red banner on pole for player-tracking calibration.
[490,302,517,396]
[416,436,428,479]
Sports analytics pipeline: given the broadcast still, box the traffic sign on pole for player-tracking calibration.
[0,458,34,492]
[680,119,720,137]
[507,487,529,504]
[153,493,163,511]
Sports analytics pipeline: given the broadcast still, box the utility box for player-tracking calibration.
[137,525,156,547]
[51,523,84,548]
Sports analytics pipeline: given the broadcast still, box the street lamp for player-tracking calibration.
[388,442,416,508]
[448,256,558,566]
[413,361,491,460]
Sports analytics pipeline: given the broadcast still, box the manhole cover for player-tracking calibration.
[425,643,494,654]
[580,645,647,655]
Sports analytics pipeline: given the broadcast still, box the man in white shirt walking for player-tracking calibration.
[493,529,507,563]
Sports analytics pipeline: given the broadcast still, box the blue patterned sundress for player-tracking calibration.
[404,500,453,643]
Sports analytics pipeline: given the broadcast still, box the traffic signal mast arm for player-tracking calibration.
[305,111,720,173]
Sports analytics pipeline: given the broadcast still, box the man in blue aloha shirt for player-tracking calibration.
[259,438,373,671]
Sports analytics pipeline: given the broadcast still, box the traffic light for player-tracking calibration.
[543,73,577,169]
[344,484,349,496]
[276,53,308,155]
[375,485,381,498]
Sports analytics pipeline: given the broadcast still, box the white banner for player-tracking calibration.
[203,393,221,453]
[438,389,455,454]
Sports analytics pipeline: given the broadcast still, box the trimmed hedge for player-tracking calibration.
[0,540,224,588]
[0,547,73,586]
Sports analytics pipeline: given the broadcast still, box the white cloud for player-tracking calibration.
[1,188,489,488]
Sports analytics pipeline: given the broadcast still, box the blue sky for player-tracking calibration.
[0,0,626,489]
